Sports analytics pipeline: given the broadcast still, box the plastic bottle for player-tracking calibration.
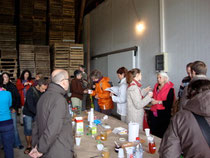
[68,101,73,116]
[134,143,143,158]
[148,136,156,154]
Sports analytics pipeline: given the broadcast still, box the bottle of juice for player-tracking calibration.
[148,136,156,154]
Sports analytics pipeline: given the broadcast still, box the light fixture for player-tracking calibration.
[136,22,145,33]
[132,0,145,34]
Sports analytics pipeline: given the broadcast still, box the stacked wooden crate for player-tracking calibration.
[19,0,47,45]
[49,0,63,45]
[0,25,16,50]
[49,0,75,46]
[33,0,47,45]
[19,45,35,77]
[69,44,84,76]
[53,43,83,76]
[34,45,50,78]
[53,43,70,69]
[0,24,17,82]
[62,0,75,43]
[19,0,34,44]
[19,45,51,78]
[0,0,15,25]
[0,49,18,82]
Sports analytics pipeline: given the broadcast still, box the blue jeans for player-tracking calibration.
[11,112,23,147]
[93,98,101,112]
[0,122,14,158]
[23,115,33,136]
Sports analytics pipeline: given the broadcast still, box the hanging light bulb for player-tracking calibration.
[136,22,145,33]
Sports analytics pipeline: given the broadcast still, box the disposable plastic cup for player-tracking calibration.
[145,128,150,137]
[118,148,124,158]
[88,89,93,94]
[75,136,81,146]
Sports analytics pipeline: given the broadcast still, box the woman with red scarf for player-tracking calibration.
[148,72,175,138]
[126,68,153,130]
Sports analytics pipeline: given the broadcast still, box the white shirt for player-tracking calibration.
[112,78,127,116]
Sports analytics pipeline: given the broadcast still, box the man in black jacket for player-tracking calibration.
[2,72,24,149]
[23,79,48,154]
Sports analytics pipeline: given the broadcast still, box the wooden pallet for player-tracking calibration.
[0,49,17,59]
[34,46,50,60]
[36,60,50,68]
[70,52,83,60]
[35,68,51,78]
[19,60,35,69]
[69,60,83,67]
[0,59,17,69]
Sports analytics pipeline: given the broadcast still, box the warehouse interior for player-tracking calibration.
[0,0,210,157]
[0,0,210,92]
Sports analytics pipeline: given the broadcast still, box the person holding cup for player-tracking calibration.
[148,72,175,138]
[70,70,88,114]
[126,68,153,130]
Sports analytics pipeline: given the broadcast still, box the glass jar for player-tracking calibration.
[100,131,107,141]
[102,147,110,158]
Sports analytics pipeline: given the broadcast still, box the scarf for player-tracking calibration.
[128,79,144,99]
[151,81,174,117]
[128,79,142,88]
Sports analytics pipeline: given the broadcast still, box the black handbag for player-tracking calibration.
[192,113,210,147]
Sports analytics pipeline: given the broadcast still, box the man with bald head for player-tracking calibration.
[29,69,74,158]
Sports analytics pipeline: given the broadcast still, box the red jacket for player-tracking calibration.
[16,79,34,106]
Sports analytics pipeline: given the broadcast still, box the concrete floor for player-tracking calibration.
[0,118,30,158]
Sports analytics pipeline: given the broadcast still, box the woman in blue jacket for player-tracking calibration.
[0,75,14,158]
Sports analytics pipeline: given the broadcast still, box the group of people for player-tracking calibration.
[0,70,48,158]
[86,68,175,138]
[0,60,209,158]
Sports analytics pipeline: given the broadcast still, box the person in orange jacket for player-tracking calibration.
[90,70,113,115]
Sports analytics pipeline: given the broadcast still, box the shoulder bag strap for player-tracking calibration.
[192,113,210,147]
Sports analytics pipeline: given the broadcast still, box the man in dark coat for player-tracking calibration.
[23,79,48,154]
[30,69,74,158]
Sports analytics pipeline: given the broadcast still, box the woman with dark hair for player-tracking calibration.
[126,68,153,130]
[70,70,88,114]
[2,72,24,149]
[148,72,175,138]
[110,67,128,122]
[16,70,34,125]
[0,75,15,158]
[159,79,210,157]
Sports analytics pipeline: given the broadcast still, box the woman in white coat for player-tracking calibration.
[126,68,153,130]
[111,67,128,123]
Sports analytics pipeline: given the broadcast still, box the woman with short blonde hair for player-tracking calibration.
[148,72,175,138]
